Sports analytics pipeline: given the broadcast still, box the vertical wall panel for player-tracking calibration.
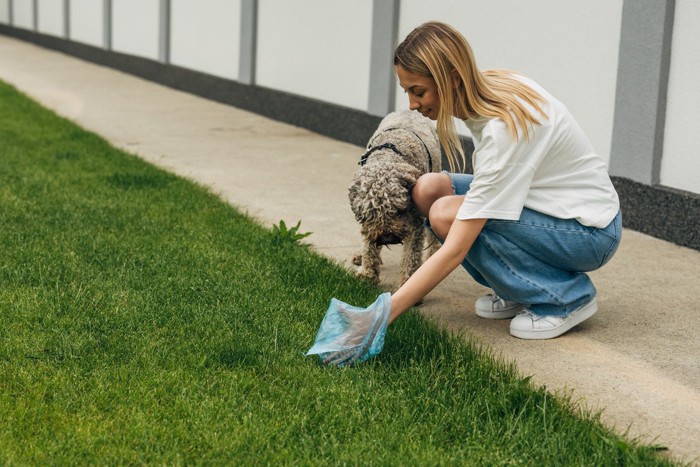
[0,0,9,24]
[256,0,373,111]
[170,0,241,79]
[367,0,399,116]
[37,0,64,37]
[158,0,169,62]
[69,0,103,47]
[238,0,256,84]
[12,0,34,29]
[610,0,675,186]
[111,0,159,60]
[397,0,622,166]
[661,0,700,194]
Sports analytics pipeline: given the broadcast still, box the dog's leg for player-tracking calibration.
[424,227,440,260]
[357,238,382,284]
[352,249,382,266]
[397,224,423,290]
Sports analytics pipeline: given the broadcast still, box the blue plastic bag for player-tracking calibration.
[306,292,391,367]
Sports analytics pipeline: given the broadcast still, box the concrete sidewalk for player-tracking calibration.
[1,36,698,463]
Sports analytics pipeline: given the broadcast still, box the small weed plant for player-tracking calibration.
[271,219,312,245]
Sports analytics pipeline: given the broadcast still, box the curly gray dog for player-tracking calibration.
[348,110,442,288]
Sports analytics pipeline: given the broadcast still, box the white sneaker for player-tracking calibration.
[509,298,598,340]
[475,293,525,319]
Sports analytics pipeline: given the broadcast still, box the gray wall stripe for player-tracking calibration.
[158,0,170,63]
[367,0,399,117]
[7,0,12,26]
[610,0,675,186]
[64,0,70,38]
[103,0,111,50]
[239,0,257,85]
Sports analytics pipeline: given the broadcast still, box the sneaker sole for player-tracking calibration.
[476,305,524,320]
[510,299,598,340]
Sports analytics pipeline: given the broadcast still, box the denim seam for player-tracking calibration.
[442,170,457,194]
[599,217,621,266]
[596,230,617,241]
[480,233,566,307]
[489,219,591,234]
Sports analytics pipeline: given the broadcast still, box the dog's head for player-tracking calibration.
[365,111,441,173]
[348,160,422,246]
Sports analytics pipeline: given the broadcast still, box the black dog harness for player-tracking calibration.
[359,127,434,172]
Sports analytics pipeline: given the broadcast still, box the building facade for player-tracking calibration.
[1,0,698,249]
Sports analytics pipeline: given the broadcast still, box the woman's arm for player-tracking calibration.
[388,216,486,324]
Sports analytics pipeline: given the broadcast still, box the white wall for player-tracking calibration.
[2,0,697,196]
[37,0,65,37]
[0,0,9,24]
[170,0,241,80]
[69,0,103,47]
[397,0,623,166]
[256,0,373,111]
[661,0,700,194]
[12,0,33,29]
[112,0,159,60]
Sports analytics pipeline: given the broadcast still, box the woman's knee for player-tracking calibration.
[412,172,454,218]
[428,195,463,239]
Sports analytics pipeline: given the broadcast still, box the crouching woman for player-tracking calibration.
[389,21,622,340]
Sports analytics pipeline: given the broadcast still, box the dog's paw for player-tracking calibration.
[351,252,363,266]
[356,269,380,285]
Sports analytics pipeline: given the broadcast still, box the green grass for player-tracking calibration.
[0,80,675,465]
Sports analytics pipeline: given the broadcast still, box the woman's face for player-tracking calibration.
[396,65,441,120]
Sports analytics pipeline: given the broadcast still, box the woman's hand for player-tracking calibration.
[389,217,486,324]
[306,293,391,367]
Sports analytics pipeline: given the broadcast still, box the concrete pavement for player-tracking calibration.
[1,36,698,463]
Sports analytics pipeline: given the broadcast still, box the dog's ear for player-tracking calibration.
[395,163,422,189]
[348,169,377,223]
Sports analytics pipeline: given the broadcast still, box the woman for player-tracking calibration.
[387,20,621,341]
[312,21,622,366]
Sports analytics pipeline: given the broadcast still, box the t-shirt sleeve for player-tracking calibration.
[457,119,541,221]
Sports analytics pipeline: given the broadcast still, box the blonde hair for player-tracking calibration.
[394,21,547,172]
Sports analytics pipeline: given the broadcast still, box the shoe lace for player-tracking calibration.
[521,308,546,322]
[490,294,507,310]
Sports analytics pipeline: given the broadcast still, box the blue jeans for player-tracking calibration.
[439,173,622,317]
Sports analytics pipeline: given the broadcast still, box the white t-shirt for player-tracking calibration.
[457,76,620,228]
